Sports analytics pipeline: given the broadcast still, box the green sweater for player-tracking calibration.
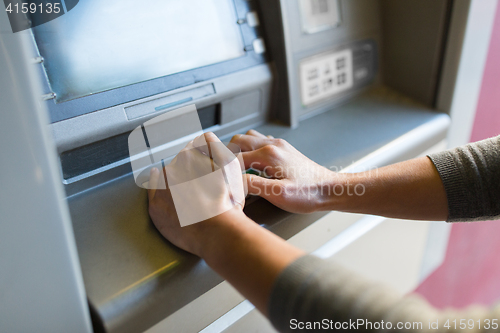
[269,136,500,332]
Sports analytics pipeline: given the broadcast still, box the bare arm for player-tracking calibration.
[328,157,448,220]
[199,210,304,314]
[231,130,448,221]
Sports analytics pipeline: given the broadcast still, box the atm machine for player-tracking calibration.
[1,0,472,332]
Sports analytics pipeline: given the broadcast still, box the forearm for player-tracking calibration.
[320,156,449,221]
[199,209,304,315]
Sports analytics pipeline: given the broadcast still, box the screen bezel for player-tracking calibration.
[32,0,266,123]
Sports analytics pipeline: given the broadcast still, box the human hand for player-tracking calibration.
[149,132,309,316]
[230,130,338,214]
[147,132,248,257]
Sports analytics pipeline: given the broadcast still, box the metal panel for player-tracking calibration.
[0,11,92,333]
[125,84,216,120]
[221,90,261,124]
[257,0,383,126]
[380,0,453,107]
[51,64,273,154]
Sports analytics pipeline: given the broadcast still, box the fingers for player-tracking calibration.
[193,132,229,160]
[245,129,267,138]
[193,132,211,156]
[231,129,280,151]
[230,134,273,152]
[148,167,161,201]
[202,132,237,168]
[201,131,222,145]
[203,132,247,204]
[244,174,283,199]
[240,150,269,169]
[245,129,274,139]
[191,131,280,171]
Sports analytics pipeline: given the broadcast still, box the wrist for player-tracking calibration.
[316,173,364,212]
[196,207,252,260]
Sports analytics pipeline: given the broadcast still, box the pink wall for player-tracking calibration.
[470,5,500,142]
[415,3,500,308]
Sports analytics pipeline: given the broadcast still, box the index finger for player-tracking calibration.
[230,134,273,152]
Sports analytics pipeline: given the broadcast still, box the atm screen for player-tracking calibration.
[33,0,245,103]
